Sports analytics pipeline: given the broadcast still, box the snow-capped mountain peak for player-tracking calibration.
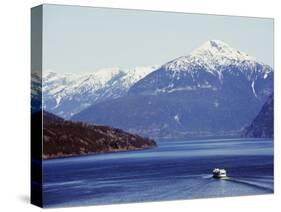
[163,40,260,73]
[129,40,273,101]
[190,40,256,62]
[42,65,158,118]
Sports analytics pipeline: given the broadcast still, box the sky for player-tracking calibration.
[42,4,274,73]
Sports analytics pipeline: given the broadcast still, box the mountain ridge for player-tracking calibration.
[242,95,274,138]
[73,40,273,139]
[129,40,273,98]
[40,65,158,118]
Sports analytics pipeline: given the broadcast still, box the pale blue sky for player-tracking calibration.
[42,4,274,73]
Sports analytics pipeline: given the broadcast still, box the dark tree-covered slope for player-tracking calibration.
[34,111,156,159]
[242,95,273,138]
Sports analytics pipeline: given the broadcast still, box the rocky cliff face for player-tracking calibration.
[37,111,156,159]
[242,95,273,138]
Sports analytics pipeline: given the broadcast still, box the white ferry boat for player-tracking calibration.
[212,168,227,179]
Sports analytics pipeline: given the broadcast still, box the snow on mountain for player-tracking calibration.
[42,66,158,119]
[31,73,41,97]
[74,40,274,139]
[31,73,42,113]
[164,40,268,75]
[162,40,272,82]
[130,40,273,98]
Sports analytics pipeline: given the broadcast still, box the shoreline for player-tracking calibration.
[43,143,157,160]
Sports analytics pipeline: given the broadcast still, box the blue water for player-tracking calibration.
[43,138,273,207]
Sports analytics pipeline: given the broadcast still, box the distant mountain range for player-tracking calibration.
[31,73,41,113]
[40,66,158,118]
[72,40,273,139]
[38,111,156,159]
[242,95,273,138]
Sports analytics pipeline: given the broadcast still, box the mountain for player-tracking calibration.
[31,73,42,113]
[42,66,158,119]
[72,40,273,139]
[242,95,273,138]
[129,40,272,99]
[37,111,156,159]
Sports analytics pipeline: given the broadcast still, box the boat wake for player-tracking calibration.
[225,177,273,192]
[202,174,213,179]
